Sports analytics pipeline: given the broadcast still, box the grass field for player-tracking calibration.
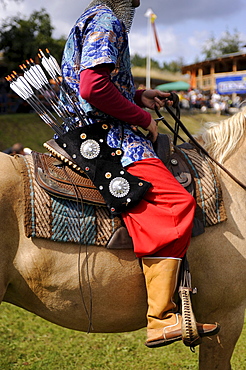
[0,113,53,153]
[0,303,245,369]
[0,111,245,369]
[0,110,224,152]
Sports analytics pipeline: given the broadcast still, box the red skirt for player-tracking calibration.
[122,158,196,258]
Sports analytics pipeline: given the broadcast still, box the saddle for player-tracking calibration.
[32,150,105,206]
[21,134,226,248]
[154,134,193,193]
[38,135,193,204]
[34,134,226,239]
[40,134,194,197]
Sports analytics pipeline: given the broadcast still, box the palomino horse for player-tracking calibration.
[0,108,246,370]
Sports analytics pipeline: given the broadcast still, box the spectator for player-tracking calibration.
[3,143,31,155]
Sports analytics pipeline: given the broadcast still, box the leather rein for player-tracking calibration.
[155,93,246,191]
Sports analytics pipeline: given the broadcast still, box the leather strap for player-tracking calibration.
[156,102,246,191]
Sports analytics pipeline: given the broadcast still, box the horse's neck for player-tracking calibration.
[218,137,246,248]
[220,136,246,189]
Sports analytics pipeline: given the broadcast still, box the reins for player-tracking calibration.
[155,94,246,191]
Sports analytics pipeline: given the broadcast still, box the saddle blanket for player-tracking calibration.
[178,145,227,227]
[18,147,227,247]
[20,155,123,246]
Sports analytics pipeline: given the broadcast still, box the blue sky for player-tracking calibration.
[1,0,246,66]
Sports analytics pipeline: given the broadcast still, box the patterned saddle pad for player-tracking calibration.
[20,155,132,248]
[176,144,227,227]
[18,141,227,247]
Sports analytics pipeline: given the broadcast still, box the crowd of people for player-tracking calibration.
[0,75,244,116]
[177,89,244,115]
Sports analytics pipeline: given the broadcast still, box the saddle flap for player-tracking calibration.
[168,151,193,190]
[153,133,173,167]
[32,151,106,205]
[154,134,193,191]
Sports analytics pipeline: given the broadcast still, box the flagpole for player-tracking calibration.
[145,9,152,89]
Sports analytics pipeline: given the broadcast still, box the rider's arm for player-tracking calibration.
[79,65,151,129]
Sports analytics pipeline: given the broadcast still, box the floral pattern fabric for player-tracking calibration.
[61,5,157,167]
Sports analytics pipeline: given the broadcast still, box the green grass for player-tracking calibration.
[0,303,245,369]
[157,110,224,140]
[0,113,53,153]
[0,110,224,154]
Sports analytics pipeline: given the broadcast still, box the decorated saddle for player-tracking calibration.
[19,133,227,249]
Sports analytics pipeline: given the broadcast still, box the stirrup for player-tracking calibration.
[179,256,201,349]
[179,287,202,348]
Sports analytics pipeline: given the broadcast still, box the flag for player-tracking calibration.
[150,12,161,53]
[145,9,161,53]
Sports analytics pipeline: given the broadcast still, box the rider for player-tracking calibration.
[60,0,220,347]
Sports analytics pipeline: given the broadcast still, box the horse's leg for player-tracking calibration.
[0,234,13,304]
[0,226,15,305]
[198,305,245,370]
[0,264,8,304]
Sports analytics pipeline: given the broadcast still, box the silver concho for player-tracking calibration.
[109,177,130,198]
[80,139,100,159]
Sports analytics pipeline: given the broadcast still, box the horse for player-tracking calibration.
[0,108,246,370]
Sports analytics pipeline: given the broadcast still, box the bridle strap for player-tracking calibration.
[155,101,246,191]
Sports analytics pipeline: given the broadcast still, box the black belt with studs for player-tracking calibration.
[55,121,151,215]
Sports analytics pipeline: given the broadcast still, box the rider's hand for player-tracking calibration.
[141,89,173,110]
[146,117,158,143]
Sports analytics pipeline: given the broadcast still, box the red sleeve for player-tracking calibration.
[134,89,146,108]
[79,65,151,129]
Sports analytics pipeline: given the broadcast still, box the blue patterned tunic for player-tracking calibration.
[61,5,157,167]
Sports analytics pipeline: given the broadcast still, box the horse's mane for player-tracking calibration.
[194,107,246,164]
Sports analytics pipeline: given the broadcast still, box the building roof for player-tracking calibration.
[182,50,246,73]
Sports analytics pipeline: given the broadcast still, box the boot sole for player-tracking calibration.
[145,323,220,349]
[198,323,220,338]
[145,335,182,348]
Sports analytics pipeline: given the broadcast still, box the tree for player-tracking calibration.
[0,9,66,75]
[202,29,242,60]
[131,53,146,68]
[162,57,184,73]
[130,53,183,73]
[131,53,161,69]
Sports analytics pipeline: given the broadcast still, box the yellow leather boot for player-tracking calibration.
[142,257,220,348]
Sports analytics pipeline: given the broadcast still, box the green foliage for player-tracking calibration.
[131,53,146,68]
[130,53,183,73]
[0,8,66,74]
[162,57,184,73]
[130,53,161,69]
[202,29,242,59]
